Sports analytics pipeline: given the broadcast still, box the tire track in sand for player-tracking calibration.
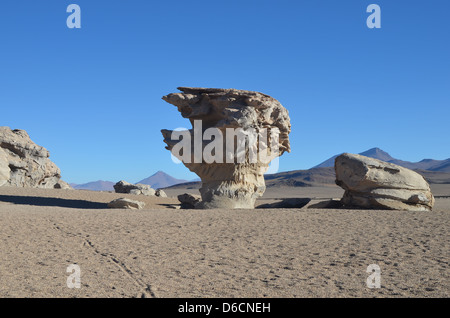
[51,221,156,298]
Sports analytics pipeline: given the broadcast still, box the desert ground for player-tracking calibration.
[0,184,448,298]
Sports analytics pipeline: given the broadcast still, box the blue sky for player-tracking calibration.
[0,0,449,184]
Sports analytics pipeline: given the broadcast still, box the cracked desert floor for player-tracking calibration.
[0,185,448,297]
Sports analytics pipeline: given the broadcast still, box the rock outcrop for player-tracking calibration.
[161,87,291,209]
[0,127,70,189]
[113,180,156,196]
[335,153,434,211]
[178,193,202,209]
[108,198,146,210]
[0,148,10,186]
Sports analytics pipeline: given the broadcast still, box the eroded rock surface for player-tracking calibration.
[178,193,202,209]
[107,198,146,210]
[155,189,167,198]
[0,148,10,186]
[54,180,72,190]
[113,180,156,196]
[335,153,434,211]
[162,87,291,209]
[0,127,70,189]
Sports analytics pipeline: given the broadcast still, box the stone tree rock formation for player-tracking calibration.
[161,87,291,209]
[335,153,434,211]
[0,126,70,189]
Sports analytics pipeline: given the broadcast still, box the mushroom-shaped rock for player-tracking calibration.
[161,87,291,209]
[335,153,434,211]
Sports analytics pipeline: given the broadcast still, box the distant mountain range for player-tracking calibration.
[70,171,189,191]
[137,171,188,189]
[166,147,450,189]
[266,148,450,187]
[71,148,450,191]
[70,180,115,192]
[315,147,450,172]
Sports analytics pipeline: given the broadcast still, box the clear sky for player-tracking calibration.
[1,0,449,184]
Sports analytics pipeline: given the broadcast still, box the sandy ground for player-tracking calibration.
[0,185,448,298]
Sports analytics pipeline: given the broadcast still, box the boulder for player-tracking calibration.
[54,180,72,190]
[155,189,167,197]
[108,198,146,210]
[113,180,156,196]
[0,127,70,189]
[335,153,434,211]
[161,87,291,209]
[178,193,201,209]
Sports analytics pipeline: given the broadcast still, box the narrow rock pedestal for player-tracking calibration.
[161,87,291,209]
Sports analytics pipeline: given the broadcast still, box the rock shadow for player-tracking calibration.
[257,198,311,209]
[0,195,108,209]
